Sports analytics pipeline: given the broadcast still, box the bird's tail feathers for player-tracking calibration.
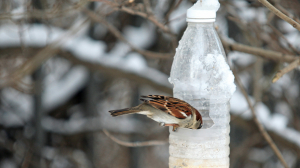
[109,107,140,116]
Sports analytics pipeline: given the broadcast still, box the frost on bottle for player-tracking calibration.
[168,0,236,168]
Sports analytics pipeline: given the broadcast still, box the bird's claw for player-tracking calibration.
[160,123,179,131]
[172,126,178,132]
[159,122,165,126]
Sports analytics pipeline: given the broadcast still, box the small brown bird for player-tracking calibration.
[109,95,203,131]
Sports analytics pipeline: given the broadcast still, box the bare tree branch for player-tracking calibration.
[90,0,174,35]
[233,69,290,168]
[258,0,300,32]
[272,59,300,83]
[143,0,153,15]
[231,114,300,158]
[164,0,183,24]
[230,133,263,167]
[58,50,173,94]
[0,0,88,20]
[268,24,300,54]
[82,8,173,59]
[274,2,300,25]
[221,37,298,63]
[0,19,89,88]
[103,129,168,147]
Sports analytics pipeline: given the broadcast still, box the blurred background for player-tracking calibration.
[0,0,300,167]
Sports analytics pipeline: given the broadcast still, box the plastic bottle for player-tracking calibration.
[168,0,236,167]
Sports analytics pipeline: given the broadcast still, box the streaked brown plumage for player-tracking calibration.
[109,95,203,131]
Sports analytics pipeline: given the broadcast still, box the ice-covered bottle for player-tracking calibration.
[168,0,236,167]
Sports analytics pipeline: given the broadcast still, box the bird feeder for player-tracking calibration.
[168,0,236,167]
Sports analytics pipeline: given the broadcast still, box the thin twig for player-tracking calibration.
[21,148,33,168]
[58,49,173,94]
[282,92,300,132]
[82,8,173,59]
[231,133,262,167]
[233,69,290,168]
[116,6,173,35]
[165,13,186,25]
[221,37,298,63]
[258,0,300,32]
[0,19,89,88]
[274,3,300,25]
[253,58,263,102]
[103,129,168,147]
[164,0,183,23]
[268,24,300,54]
[272,59,300,83]
[91,0,174,35]
[143,0,153,15]
[0,0,88,20]
[231,114,300,158]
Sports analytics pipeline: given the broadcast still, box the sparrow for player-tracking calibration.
[109,95,203,131]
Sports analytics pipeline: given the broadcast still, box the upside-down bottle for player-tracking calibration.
[168,0,236,167]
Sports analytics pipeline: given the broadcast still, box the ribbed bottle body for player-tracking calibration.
[169,96,230,168]
[169,23,235,168]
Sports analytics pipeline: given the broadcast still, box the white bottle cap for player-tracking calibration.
[186,0,220,22]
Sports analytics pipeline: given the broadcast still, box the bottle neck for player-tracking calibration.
[186,18,216,23]
[187,22,214,27]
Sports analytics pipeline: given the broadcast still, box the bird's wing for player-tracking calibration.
[140,95,193,119]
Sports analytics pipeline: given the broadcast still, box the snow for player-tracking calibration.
[0,15,299,150]
[275,101,292,120]
[277,128,300,147]
[248,147,273,163]
[123,23,156,49]
[170,53,236,97]
[0,88,33,127]
[68,37,106,61]
[11,5,25,20]
[233,1,267,24]
[0,24,64,47]
[266,113,288,131]
[0,110,25,127]
[170,23,236,98]
[122,53,147,72]
[190,0,220,10]
[153,0,169,20]
[270,74,299,99]
[216,9,228,36]
[279,17,299,50]
[230,90,253,119]
[231,89,300,148]
[0,63,88,127]
[43,66,88,111]
[285,31,300,50]
[0,21,171,128]
[0,159,17,168]
[168,1,190,33]
[286,81,299,99]
[279,20,298,33]
[228,51,256,67]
